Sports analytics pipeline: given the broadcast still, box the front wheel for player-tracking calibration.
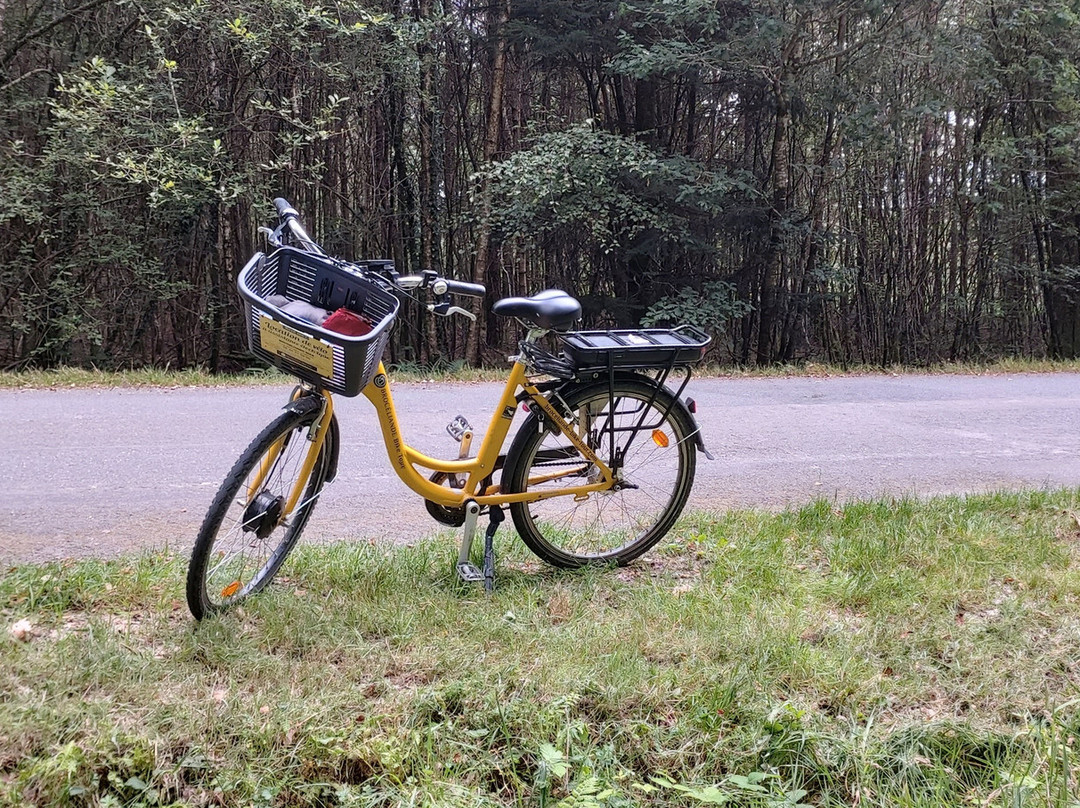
[186,400,333,619]
[505,377,697,568]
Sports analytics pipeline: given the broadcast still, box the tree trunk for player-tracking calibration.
[756,80,790,365]
[1044,123,1080,357]
[416,0,443,364]
[466,0,510,365]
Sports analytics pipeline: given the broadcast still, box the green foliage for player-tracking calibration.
[481,124,744,255]
[641,281,752,331]
[479,124,753,325]
[608,0,747,80]
[0,0,396,370]
[506,0,624,62]
[51,56,222,210]
[0,49,215,366]
[648,771,810,806]
[4,0,1080,368]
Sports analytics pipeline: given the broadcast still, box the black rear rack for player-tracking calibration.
[560,325,710,373]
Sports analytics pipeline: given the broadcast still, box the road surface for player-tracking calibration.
[3,373,1080,564]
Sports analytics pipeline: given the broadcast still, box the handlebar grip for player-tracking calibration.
[274,197,299,220]
[443,279,487,297]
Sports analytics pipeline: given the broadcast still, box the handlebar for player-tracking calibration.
[397,274,485,298]
[268,199,486,310]
[273,197,300,220]
[269,197,325,256]
[442,279,487,298]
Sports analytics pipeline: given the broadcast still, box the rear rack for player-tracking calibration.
[561,325,711,373]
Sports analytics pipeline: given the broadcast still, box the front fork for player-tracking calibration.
[284,391,334,517]
[246,388,335,523]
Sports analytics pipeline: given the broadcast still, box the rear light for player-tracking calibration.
[685,397,696,414]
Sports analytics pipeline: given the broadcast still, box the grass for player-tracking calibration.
[714,356,1080,378]
[4,357,1080,389]
[0,363,503,390]
[0,366,295,390]
[4,491,1080,806]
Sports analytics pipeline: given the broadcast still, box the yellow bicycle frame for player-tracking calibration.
[266,360,616,524]
[360,360,613,508]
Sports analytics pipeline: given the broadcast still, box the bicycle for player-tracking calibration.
[185,198,712,620]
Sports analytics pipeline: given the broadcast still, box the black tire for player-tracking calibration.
[505,377,696,568]
[186,402,333,619]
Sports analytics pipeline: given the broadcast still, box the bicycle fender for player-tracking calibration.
[283,394,341,483]
[284,393,320,413]
[672,397,711,458]
[322,412,341,483]
[500,408,542,493]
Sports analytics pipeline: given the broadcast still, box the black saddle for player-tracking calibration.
[491,289,581,331]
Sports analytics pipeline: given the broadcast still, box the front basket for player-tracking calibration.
[237,247,400,396]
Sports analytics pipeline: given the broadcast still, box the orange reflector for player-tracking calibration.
[221,581,241,598]
[652,430,670,448]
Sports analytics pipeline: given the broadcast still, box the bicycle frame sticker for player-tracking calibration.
[259,316,334,377]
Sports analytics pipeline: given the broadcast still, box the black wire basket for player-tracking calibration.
[237,247,400,396]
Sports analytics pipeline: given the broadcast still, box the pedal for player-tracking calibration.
[456,562,484,583]
[446,415,472,442]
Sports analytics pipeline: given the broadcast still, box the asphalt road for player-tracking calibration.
[3,372,1080,564]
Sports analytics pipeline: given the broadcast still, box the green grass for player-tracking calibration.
[4,492,1080,806]
[4,357,1080,389]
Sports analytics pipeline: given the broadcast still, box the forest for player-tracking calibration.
[1,0,1079,370]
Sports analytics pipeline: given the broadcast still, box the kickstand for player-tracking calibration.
[483,506,504,594]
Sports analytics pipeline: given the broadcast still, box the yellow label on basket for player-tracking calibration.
[259,316,333,378]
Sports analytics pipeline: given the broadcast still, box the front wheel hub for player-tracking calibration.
[242,491,285,539]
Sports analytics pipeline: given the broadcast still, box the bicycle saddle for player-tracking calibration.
[491,289,582,331]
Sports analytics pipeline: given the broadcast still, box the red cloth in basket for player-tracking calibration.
[322,308,374,336]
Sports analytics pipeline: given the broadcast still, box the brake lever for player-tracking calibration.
[258,225,282,248]
[448,305,477,321]
[427,302,477,321]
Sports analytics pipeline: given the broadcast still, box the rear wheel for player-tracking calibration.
[505,378,696,568]
[186,401,332,619]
